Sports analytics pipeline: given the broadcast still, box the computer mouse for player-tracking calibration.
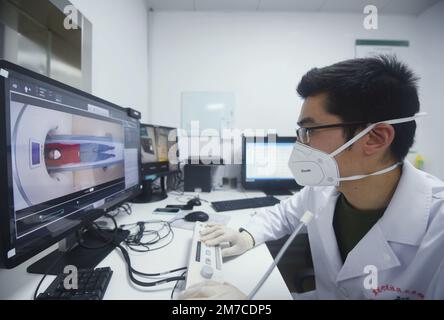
[187,197,201,207]
[184,211,209,222]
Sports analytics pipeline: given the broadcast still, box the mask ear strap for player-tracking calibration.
[383,112,427,125]
[330,124,374,158]
[329,112,427,158]
[338,162,402,181]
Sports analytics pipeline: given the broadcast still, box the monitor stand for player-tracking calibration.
[27,228,129,275]
[262,188,294,196]
[131,178,168,203]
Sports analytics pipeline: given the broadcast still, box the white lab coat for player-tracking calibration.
[243,161,444,299]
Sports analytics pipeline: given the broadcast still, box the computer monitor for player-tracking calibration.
[134,124,178,203]
[241,135,302,195]
[140,124,178,174]
[0,60,141,272]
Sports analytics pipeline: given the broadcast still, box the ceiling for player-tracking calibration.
[145,0,442,16]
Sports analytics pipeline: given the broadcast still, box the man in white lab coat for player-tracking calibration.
[181,55,444,300]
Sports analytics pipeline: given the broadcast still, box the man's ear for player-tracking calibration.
[363,124,395,156]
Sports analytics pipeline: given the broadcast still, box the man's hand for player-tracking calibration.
[199,223,254,257]
[179,281,247,300]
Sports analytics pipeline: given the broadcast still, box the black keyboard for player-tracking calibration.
[211,196,281,212]
[36,267,113,300]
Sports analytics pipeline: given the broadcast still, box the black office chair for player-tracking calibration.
[266,233,315,294]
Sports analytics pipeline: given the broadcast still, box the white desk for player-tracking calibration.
[0,189,293,300]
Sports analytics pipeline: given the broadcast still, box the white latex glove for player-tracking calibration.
[199,223,254,257]
[179,280,247,300]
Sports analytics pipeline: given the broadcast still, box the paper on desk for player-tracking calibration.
[170,212,230,231]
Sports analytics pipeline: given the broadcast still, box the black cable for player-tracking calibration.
[75,216,187,288]
[171,270,187,300]
[92,217,186,278]
[115,243,186,287]
[76,213,119,250]
[122,203,132,215]
[167,170,184,193]
[76,228,113,250]
[128,262,186,278]
[104,213,119,228]
[107,203,132,217]
[197,197,209,203]
[172,172,184,192]
[133,266,187,277]
[122,220,175,252]
[35,215,186,297]
[120,228,185,277]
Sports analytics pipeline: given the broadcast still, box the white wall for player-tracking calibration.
[149,12,418,134]
[415,1,444,179]
[149,10,444,178]
[70,0,150,122]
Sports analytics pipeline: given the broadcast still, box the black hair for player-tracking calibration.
[296,55,420,161]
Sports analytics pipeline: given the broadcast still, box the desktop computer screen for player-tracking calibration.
[135,124,178,203]
[140,124,178,175]
[241,136,301,194]
[164,127,179,171]
[156,127,169,162]
[0,60,140,269]
[141,124,158,164]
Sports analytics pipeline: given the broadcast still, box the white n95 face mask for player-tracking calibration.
[288,112,426,187]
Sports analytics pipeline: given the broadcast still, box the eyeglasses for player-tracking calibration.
[295,122,368,144]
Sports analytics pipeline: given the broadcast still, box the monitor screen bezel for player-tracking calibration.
[0,60,141,268]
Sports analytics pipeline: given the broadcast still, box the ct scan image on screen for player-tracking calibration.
[9,100,125,237]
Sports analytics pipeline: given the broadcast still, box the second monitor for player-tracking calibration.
[133,124,178,203]
[242,135,302,195]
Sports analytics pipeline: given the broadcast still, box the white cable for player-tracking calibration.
[247,210,314,300]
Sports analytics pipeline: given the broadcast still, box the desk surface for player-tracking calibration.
[0,189,293,300]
